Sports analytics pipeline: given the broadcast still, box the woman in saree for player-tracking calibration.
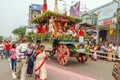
[34,45,49,80]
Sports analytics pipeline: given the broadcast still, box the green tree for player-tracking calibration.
[12,26,26,38]
[27,31,34,42]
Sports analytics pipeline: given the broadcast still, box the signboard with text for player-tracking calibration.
[103,19,112,25]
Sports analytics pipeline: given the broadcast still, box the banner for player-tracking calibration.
[103,19,112,25]
[70,1,80,18]
[42,0,47,13]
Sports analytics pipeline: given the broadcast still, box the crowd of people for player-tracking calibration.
[0,41,11,59]
[85,41,120,62]
[1,38,120,80]
[0,39,49,80]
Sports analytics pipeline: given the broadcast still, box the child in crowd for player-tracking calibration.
[92,44,98,61]
[10,44,17,72]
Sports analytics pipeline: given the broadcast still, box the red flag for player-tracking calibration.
[42,0,47,13]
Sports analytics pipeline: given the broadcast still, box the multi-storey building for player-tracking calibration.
[26,4,42,34]
[80,1,118,42]
[28,4,42,27]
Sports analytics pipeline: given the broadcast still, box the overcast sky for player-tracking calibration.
[0,0,112,37]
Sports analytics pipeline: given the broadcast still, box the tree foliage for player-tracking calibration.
[12,26,26,38]
[27,31,34,42]
[31,11,82,24]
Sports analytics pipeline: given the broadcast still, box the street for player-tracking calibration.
[0,55,116,80]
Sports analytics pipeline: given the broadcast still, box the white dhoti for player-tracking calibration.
[16,58,28,80]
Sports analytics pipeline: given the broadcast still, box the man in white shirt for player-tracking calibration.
[16,40,28,80]
[92,32,97,43]
[112,43,118,61]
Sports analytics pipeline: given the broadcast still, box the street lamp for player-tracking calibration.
[59,0,67,14]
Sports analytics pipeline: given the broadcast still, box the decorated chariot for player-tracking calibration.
[31,11,89,66]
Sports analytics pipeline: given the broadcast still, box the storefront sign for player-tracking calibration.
[103,19,112,25]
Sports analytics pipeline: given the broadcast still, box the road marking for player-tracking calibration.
[47,64,97,80]
[9,63,12,69]
[8,58,11,69]
[12,72,17,79]
[8,58,10,62]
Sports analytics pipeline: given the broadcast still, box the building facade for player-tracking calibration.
[26,4,43,34]
[28,4,43,27]
[81,1,118,42]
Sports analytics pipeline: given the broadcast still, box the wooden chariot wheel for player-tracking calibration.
[57,44,69,66]
[76,53,88,63]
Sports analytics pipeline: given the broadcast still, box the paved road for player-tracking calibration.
[47,56,115,80]
[0,55,116,80]
[0,58,13,80]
